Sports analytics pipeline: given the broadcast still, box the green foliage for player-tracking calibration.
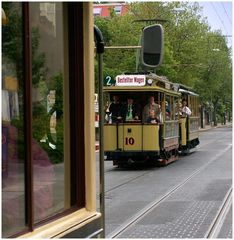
[32,72,64,164]
[2,2,23,87]
[31,27,48,86]
[3,2,63,163]
[94,1,232,122]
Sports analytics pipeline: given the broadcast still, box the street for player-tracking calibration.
[96,125,232,238]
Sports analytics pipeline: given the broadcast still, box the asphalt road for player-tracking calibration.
[96,125,232,238]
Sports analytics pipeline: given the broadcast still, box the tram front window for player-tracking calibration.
[106,92,163,124]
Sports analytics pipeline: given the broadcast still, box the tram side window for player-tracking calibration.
[190,96,197,117]
[2,2,88,237]
[165,95,171,120]
[195,97,198,116]
[190,97,194,116]
[29,2,67,223]
[2,3,27,237]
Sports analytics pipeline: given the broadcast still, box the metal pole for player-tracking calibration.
[104,46,141,49]
[98,52,105,238]
[94,45,141,50]
[94,25,105,238]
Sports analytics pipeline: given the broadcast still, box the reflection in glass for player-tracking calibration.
[29,3,65,223]
[2,3,26,237]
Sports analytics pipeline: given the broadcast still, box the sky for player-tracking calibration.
[198,1,233,48]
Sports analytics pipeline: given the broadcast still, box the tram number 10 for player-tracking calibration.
[125,137,135,145]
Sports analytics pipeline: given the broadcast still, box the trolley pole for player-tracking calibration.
[94,25,105,238]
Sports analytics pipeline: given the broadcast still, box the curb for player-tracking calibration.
[199,123,232,132]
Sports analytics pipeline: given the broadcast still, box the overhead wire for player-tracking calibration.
[210,2,232,48]
[221,2,232,26]
[210,2,229,35]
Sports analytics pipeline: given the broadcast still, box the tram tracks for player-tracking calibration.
[205,187,232,238]
[107,144,232,238]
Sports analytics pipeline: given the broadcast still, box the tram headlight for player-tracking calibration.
[147,79,153,86]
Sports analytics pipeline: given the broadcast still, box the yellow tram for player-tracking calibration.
[104,74,200,167]
[177,85,200,153]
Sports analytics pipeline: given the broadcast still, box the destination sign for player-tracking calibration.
[115,75,146,86]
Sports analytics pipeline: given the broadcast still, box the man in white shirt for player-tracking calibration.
[181,99,191,116]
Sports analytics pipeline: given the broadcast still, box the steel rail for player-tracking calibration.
[105,168,156,194]
[107,144,232,238]
[205,187,232,238]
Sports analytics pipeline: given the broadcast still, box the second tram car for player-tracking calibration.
[104,73,200,167]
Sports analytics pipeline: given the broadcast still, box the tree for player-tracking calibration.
[94,2,232,123]
[194,31,232,125]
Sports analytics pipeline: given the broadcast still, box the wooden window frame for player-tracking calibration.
[67,2,85,208]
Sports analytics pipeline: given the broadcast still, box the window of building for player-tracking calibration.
[114,6,122,15]
[93,7,102,16]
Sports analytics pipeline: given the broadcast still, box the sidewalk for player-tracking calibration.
[199,122,232,132]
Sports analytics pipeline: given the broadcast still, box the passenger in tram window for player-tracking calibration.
[165,101,171,120]
[121,96,140,122]
[146,109,159,123]
[142,96,161,123]
[181,99,192,117]
[106,95,123,123]
[175,101,182,119]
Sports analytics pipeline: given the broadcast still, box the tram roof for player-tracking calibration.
[173,83,199,96]
[178,88,199,96]
[103,73,199,97]
[103,73,181,96]
[103,86,181,96]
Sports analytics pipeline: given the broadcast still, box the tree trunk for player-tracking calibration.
[200,105,204,128]
[213,106,217,126]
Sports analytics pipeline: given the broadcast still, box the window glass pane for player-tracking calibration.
[94,7,102,16]
[2,3,26,237]
[29,2,66,223]
[165,95,171,120]
[114,6,122,15]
